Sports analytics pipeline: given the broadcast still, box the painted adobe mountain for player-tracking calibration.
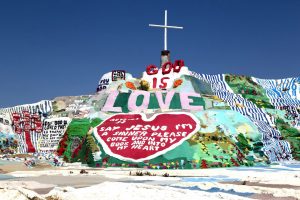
[0,60,299,169]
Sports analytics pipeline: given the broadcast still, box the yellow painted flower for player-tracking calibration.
[237,124,252,134]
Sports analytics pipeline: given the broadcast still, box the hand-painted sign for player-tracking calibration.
[112,70,126,81]
[0,115,10,126]
[101,91,205,113]
[97,72,112,92]
[142,60,190,89]
[0,115,13,135]
[97,71,130,92]
[11,111,43,153]
[39,117,71,151]
[94,112,200,162]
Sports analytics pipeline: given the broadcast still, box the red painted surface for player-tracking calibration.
[24,131,36,153]
[95,113,199,162]
[11,111,42,152]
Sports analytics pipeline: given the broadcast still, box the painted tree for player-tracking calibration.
[201,159,208,169]
[230,157,239,167]
[86,129,100,153]
[57,133,68,156]
[236,133,252,152]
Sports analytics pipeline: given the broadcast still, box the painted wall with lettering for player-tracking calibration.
[94,113,200,162]
[97,71,133,92]
[0,60,299,168]
[101,91,205,113]
[142,61,189,89]
[0,100,52,153]
[89,110,264,169]
[38,117,71,152]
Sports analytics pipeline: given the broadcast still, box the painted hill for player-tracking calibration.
[0,63,299,169]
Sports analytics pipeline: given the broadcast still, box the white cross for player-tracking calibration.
[149,10,183,51]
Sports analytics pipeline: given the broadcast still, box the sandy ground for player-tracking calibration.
[1,161,300,200]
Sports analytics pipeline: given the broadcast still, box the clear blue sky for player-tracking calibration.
[0,0,299,108]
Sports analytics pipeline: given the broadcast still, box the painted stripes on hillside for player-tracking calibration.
[189,71,292,162]
[253,77,300,129]
[0,100,52,115]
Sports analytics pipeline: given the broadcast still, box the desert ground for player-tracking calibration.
[1,159,300,200]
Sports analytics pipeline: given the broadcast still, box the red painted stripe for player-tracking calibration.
[24,131,35,153]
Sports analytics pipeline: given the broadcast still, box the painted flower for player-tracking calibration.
[140,80,150,91]
[125,81,136,90]
[173,79,183,88]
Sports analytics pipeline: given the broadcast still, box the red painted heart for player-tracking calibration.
[94,112,200,162]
